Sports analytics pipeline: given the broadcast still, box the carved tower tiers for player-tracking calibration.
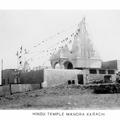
[50,18,102,69]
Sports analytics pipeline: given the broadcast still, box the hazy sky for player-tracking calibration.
[0,10,120,69]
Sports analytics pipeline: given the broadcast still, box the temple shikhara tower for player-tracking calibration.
[50,18,102,69]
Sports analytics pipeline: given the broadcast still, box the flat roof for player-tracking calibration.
[74,67,116,70]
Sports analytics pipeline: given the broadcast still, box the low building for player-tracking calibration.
[42,68,116,87]
[102,60,120,72]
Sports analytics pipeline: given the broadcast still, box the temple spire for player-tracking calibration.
[71,17,100,59]
[77,17,87,35]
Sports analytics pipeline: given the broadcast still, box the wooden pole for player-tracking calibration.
[0,59,3,85]
[9,83,12,95]
[40,82,42,89]
[8,78,12,95]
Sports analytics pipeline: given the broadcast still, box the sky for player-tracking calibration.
[0,10,120,69]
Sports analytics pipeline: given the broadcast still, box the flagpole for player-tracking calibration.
[0,59,3,85]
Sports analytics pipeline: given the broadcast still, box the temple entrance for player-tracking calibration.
[77,74,84,84]
[64,61,73,69]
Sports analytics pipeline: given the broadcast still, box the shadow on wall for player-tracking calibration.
[0,84,41,96]
[20,70,44,84]
[2,69,44,85]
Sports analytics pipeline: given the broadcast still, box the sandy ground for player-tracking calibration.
[0,84,120,109]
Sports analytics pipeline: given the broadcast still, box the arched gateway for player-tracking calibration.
[64,61,73,69]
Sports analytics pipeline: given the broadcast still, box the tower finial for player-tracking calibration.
[78,17,87,34]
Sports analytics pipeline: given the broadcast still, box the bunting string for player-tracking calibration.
[16,21,84,70]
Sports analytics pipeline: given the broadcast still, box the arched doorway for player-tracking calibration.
[54,62,61,69]
[64,61,73,69]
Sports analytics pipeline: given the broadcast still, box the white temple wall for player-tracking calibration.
[43,69,84,87]
[72,58,102,68]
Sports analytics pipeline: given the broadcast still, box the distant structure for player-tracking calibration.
[50,18,102,69]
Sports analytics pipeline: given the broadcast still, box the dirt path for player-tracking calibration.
[0,85,120,109]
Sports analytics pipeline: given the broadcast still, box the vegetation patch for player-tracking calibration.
[93,84,120,94]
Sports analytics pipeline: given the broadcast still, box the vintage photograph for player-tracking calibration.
[0,10,120,109]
